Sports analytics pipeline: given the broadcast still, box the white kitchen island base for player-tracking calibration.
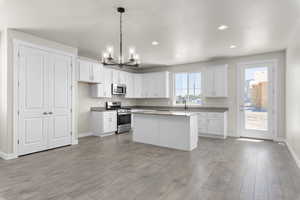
[132,112,198,151]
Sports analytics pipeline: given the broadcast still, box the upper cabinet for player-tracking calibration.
[91,67,112,98]
[135,71,170,99]
[111,69,126,84]
[89,67,169,99]
[203,65,228,98]
[78,59,103,83]
[125,72,135,98]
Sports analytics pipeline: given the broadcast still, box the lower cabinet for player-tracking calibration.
[91,111,117,136]
[197,112,227,139]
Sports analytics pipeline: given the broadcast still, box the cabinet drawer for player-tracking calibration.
[207,118,224,135]
[197,112,207,118]
[207,112,224,118]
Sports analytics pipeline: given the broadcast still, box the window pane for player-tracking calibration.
[175,73,188,104]
[175,73,187,90]
[175,72,202,105]
[187,72,202,104]
[244,67,268,131]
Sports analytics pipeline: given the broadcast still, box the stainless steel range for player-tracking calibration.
[106,102,131,134]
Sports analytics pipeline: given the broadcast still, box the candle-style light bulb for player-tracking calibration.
[102,52,108,63]
[129,47,135,59]
[134,54,140,60]
[107,46,113,58]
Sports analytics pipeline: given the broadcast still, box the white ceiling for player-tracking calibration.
[1,0,300,66]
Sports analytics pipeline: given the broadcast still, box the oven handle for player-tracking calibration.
[118,113,131,116]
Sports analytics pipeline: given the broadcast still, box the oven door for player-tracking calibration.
[117,113,131,125]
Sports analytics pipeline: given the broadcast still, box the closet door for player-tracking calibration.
[48,53,72,149]
[18,45,49,155]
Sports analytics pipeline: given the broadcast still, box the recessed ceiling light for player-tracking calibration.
[152,41,159,45]
[230,45,237,49]
[218,25,229,30]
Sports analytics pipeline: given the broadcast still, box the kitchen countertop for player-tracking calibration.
[90,107,115,112]
[131,109,198,117]
[124,106,228,113]
[90,106,228,113]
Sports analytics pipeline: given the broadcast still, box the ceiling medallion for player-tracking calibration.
[101,7,140,68]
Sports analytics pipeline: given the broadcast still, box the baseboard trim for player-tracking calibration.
[274,137,286,142]
[78,132,94,138]
[286,141,300,168]
[0,151,18,160]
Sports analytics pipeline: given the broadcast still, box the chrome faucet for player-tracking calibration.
[183,99,188,110]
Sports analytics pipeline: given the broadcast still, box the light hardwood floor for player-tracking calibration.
[0,134,299,200]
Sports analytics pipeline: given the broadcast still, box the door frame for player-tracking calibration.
[236,60,278,140]
[13,39,78,157]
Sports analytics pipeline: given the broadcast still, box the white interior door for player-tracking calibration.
[18,45,49,155]
[237,61,275,140]
[18,44,72,155]
[48,53,72,148]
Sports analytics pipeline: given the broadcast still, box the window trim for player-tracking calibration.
[172,72,203,106]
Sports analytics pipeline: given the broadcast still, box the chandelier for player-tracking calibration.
[101,7,140,68]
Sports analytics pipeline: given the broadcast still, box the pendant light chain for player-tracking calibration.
[120,11,123,64]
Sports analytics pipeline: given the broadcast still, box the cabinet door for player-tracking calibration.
[119,71,126,84]
[207,118,224,135]
[214,66,228,97]
[204,69,215,97]
[197,113,208,134]
[18,46,49,155]
[48,53,72,149]
[103,112,117,133]
[134,74,142,98]
[141,73,149,98]
[104,68,112,98]
[92,63,103,83]
[154,72,169,98]
[125,72,134,98]
[78,60,91,82]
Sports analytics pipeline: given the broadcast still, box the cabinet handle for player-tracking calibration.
[43,112,48,115]
[48,112,53,115]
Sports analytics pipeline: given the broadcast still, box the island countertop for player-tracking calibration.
[124,106,228,113]
[131,109,198,116]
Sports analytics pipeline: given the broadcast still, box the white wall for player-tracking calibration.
[0,29,8,154]
[137,51,286,138]
[286,25,300,167]
[78,83,136,134]
[0,29,78,154]
[0,31,3,153]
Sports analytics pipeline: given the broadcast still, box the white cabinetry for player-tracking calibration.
[204,65,228,97]
[134,74,143,98]
[91,111,117,136]
[90,67,112,98]
[197,112,227,139]
[133,71,170,98]
[111,69,126,84]
[78,59,103,83]
[89,69,169,99]
[125,72,135,98]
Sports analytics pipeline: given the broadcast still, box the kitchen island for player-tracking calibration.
[131,110,198,151]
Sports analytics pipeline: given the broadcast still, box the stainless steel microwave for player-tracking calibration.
[112,84,126,95]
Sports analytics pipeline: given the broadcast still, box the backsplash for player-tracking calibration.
[134,98,229,107]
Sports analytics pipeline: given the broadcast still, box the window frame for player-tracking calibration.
[173,72,203,106]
